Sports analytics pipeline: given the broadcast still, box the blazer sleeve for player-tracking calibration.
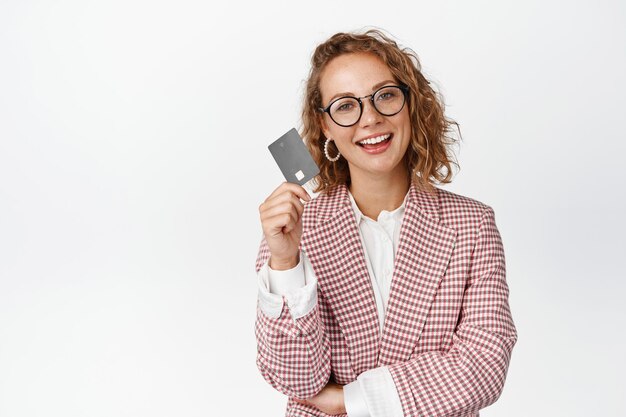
[387,206,518,417]
[254,237,331,399]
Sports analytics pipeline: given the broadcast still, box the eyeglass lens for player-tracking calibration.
[329,86,406,127]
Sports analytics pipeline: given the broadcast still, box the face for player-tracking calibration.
[319,52,411,184]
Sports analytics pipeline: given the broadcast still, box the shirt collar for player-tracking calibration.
[347,188,409,224]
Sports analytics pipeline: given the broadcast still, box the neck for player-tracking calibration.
[348,167,410,220]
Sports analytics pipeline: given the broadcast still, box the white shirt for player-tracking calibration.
[257,189,407,417]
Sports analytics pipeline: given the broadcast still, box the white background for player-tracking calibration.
[1,0,625,416]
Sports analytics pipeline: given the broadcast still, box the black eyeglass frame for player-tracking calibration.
[318,84,410,127]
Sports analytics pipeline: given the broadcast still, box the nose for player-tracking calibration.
[359,97,383,128]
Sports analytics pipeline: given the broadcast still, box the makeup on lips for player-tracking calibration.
[356,133,393,154]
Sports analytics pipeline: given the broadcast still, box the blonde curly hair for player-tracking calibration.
[301,29,460,193]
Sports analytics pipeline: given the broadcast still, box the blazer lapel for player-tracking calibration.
[300,185,381,375]
[377,184,457,366]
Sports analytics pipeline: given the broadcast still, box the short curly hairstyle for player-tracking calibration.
[301,29,460,193]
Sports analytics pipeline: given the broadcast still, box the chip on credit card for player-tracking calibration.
[268,128,320,186]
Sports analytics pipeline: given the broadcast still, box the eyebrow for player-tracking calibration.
[326,79,397,103]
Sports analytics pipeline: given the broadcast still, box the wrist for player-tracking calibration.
[269,254,299,270]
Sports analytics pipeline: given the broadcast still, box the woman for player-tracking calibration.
[255,30,517,417]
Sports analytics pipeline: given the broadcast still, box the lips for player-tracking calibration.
[357,133,392,146]
[357,133,393,154]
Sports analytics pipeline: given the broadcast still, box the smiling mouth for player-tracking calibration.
[357,133,392,147]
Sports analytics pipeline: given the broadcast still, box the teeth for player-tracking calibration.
[358,134,391,145]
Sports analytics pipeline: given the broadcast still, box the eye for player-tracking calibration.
[376,89,398,101]
[332,98,358,113]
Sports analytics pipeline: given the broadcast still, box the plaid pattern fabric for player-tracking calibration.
[255,183,517,417]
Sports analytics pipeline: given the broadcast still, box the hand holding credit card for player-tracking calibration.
[259,128,319,270]
[268,128,320,196]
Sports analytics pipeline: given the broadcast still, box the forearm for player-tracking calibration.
[255,302,331,399]
[255,249,331,399]
[388,326,516,416]
[387,207,517,416]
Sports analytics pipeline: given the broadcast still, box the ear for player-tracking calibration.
[319,114,332,139]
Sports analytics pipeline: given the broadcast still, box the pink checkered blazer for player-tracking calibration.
[255,182,517,417]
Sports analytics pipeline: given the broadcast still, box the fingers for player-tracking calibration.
[259,183,310,235]
[260,192,305,220]
[293,397,314,407]
[265,182,311,204]
[261,208,299,237]
[258,182,312,263]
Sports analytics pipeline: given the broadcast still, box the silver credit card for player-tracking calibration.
[268,128,320,186]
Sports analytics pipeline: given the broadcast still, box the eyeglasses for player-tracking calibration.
[319,85,409,127]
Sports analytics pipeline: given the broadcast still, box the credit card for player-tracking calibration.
[268,128,320,186]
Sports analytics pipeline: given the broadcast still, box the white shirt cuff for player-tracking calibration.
[344,380,370,417]
[345,367,404,417]
[257,252,317,320]
[268,255,306,293]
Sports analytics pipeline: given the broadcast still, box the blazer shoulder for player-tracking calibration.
[436,187,491,211]
[434,187,496,228]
